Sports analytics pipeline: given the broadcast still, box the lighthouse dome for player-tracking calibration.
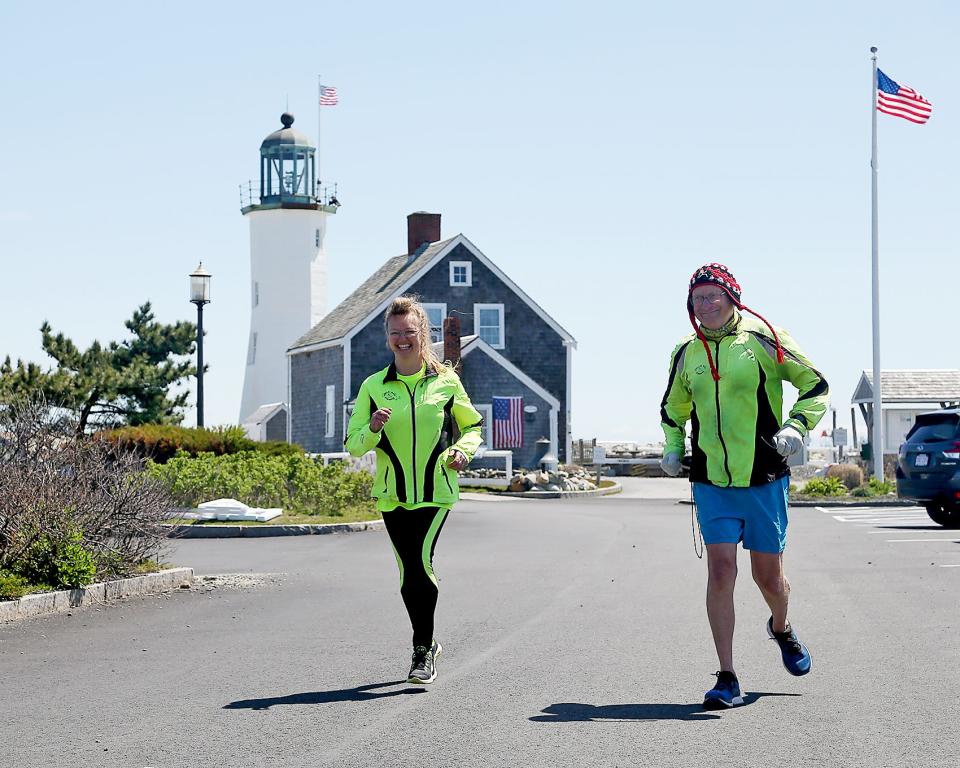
[260,113,313,150]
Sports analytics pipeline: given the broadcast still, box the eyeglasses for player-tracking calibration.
[388,330,419,339]
[691,292,728,306]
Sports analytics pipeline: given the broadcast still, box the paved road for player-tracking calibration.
[2,493,958,768]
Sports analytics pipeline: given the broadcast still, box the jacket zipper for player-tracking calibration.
[402,379,422,502]
[441,465,453,493]
[713,340,733,486]
[383,466,390,494]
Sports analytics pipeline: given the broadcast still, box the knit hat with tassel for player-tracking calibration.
[687,263,784,381]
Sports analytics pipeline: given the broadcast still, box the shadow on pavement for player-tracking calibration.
[530,692,801,722]
[224,680,427,710]
[874,525,943,530]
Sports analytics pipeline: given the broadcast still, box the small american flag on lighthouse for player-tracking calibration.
[492,396,523,449]
[319,84,338,106]
[877,70,932,124]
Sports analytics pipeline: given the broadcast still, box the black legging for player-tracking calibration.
[381,506,450,648]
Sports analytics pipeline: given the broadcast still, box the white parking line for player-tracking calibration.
[940,564,960,568]
[868,528,935,533]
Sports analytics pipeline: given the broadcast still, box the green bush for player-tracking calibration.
[802,477,848,497]
[850,477,896,497]
[826,464,864,490]
[14,530,98,590]
[148,451,374,516]
[0,571,32,600]
[96,424,304,464]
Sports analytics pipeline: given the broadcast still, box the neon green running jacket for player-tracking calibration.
[345,362,484,509]
[660,315,829,487]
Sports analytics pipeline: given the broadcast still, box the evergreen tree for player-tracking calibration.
[0,303,198,432]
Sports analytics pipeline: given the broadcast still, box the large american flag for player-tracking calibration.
[877,70,932,124]
[492,396,523,449]
[319,84,339,106]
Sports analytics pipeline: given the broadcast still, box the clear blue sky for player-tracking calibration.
[1,1,955,442]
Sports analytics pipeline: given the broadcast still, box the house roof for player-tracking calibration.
[241,402,286,425]
[289,237,458,350]
[852,369,960,404]
[289,233,576,354]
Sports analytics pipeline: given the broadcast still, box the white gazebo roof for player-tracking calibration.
[852,370,960,405]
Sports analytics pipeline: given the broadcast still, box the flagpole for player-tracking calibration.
[322,75,323,202]
[870,46,884,481]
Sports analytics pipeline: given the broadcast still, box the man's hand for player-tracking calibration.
[446,449,468,471]
[370,408,392,433]
[773,425,804,457]
[660,452,682,477]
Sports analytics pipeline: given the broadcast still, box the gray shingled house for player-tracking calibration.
[287,212,576,467]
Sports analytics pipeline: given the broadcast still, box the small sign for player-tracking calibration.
[592,446,606,465]
[832,428,848,447]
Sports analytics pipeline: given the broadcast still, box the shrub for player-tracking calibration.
[0,571,32,600]
[96,424,303,464]
[148,451,374,516]
[826,464,863,490]
[802,477,848,497]
[0,394,174,588]
[851,477,896,497]
[16,529,97,589]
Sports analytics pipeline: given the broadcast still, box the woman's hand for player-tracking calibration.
[370,408,392,433]
[446,448,468,471]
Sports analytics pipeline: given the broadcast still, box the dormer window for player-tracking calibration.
[450,261,472,287]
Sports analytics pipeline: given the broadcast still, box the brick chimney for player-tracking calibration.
[407,211,441,256]
[443,315,462,374]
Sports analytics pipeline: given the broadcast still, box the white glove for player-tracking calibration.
[660,452,682,477]
[773,425,804,457]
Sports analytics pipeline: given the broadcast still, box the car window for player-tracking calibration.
[905,414,960,443]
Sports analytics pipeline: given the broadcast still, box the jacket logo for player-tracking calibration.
[383,391,400,401]
[695,364,707,375]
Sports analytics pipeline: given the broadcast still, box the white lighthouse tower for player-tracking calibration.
[239,112,338,427]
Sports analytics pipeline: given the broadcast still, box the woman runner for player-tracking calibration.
[345,295,483,684]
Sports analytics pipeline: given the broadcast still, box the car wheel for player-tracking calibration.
[924,502,960,529]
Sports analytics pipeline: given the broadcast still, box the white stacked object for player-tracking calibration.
[181,498,283,522]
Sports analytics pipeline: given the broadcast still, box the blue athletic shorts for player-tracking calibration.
[692,476,790,553]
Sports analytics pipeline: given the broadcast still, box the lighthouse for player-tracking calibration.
[238,113,338,427]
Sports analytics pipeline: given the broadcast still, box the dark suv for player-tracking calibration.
[896,409,960,527]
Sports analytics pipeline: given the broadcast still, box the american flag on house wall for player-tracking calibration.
[492,396,523,449]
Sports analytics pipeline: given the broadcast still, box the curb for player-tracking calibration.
[492,482,623,500]
[0,567,194,624]
[165,519,385,538]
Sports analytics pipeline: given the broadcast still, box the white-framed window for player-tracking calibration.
[474,303,504,349]
[450,261,472,287]
[474,404,492,448]
[325,384,335,438]
[247,332,257,365]
[422,302,447,344]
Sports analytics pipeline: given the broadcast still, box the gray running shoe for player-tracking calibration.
[407,640,442,684]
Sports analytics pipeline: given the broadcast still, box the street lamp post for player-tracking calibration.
[189,263,211,428]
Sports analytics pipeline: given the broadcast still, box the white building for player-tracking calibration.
[238,113,339,427]
[852,369,960,454]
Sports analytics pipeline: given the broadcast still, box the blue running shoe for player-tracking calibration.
[703,671,744,710]
[767,617,812,676]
